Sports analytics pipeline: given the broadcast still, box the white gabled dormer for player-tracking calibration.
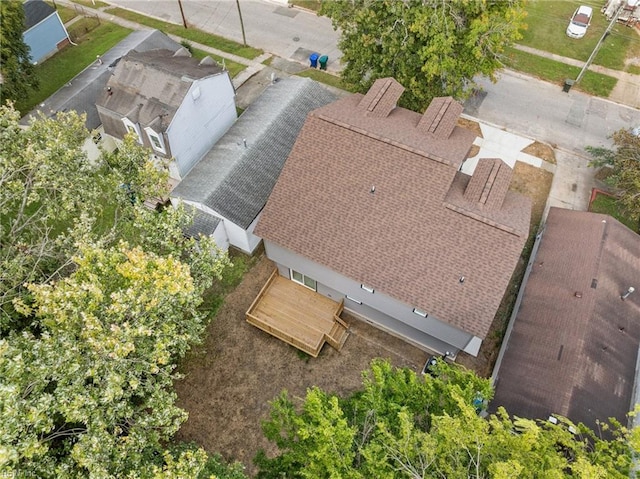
[121,117,143,144]
[144,126,166,154]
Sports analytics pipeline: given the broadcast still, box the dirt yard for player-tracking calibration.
[175,256,428,475]
[175,139,555,477]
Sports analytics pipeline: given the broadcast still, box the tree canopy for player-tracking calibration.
[0,103,246,478]
[0,1,39,103]
[256,359,636,478]
[587,129,640,229]
[321,0,526,111]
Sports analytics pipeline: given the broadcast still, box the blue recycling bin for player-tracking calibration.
[309,52,319,68]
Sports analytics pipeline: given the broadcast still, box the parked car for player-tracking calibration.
[566,5,593,38]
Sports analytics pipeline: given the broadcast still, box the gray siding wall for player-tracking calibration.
[265,241,477,356]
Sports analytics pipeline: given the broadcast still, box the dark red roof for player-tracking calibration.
[492,208,640,430]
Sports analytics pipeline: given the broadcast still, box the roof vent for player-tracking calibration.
[173,46,191,58]
[357,78,404,118]
[464,158,512,211]
[417,96,463,139]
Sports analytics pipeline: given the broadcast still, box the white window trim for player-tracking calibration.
[290,270,316,291]
[121,117,143,144]
[361,284,374,293]
[144,127,166,154]
[346,296,362,305]
[413,308,427,318]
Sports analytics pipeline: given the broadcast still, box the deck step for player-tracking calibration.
[326,321,349,350]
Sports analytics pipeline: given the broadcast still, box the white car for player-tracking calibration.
[566,6,593,39]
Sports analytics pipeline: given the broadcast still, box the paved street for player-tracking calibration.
[467,70,640,155]
[69,0,640,210]
[106,0,342,69]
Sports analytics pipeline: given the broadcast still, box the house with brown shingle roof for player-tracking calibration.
[491,208,640,431]
[96,47,236,181]
[254,78,531,357]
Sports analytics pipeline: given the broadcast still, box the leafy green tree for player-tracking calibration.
[1,242,230,478]
[0,103,242,478]
[0,1,39,103]
[0,104,222,329]
[587,129,640,229]
[256,359,634,478]
[0,106,100,325]
[321,0,526,111]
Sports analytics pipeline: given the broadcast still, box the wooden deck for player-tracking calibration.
[246,270,349,357]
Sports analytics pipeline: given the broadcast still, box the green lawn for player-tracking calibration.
[295,68,355,92]
[503,47,617,97]
[48,3,78,23]
[520,0,639,70]
[16,22,132,115]
[103,7,263,60]
[589,192,639,231]
[70,0,110,8]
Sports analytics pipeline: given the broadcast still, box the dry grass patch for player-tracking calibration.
[458,117,483,138]
[522,141,556,165]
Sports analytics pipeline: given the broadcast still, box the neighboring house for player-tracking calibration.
[23,0,70,64]
[491,208,640,432]
[254,78,531,358]
[96,47,236,180]
[171,77,337,254]
[21,30,183,162]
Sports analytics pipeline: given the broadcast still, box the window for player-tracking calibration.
[413,308,427,318]
[145,127,166,154]
[290,270,317,291]
[346,296,362,305]
[361,284,374,293]
[121,117,142,144]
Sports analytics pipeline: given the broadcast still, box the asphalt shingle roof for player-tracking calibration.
[21,30,182,130]
[492,208,640,431]
[96,49,225,133]
[23,0,55,30]
[171,77,337,229]
[255,82,531,339]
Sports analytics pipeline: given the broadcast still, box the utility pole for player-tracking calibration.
[575,5,622,84]
[177,0,188,29]
[235,0,247,46]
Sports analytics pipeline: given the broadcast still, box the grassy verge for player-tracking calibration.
[103,7,263,60]
[16,22,132,115]
[48,2,78,23]
[589,192,639,232]
[290,0,322,12]
[295,68,355,91]
[71,0,110,7]
[519,0,634,70]
[628,65,640,75]
[503,47,618,97]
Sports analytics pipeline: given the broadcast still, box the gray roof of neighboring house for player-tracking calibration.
[184,209,222,239]
[21,30,182,130]
[255,80,531,340]
[95,48,225,133]
[491,208,640,431]
[171,77,337,230]
[23,0,55,30]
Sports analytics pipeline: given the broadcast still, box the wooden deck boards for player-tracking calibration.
[246,271,348,357]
